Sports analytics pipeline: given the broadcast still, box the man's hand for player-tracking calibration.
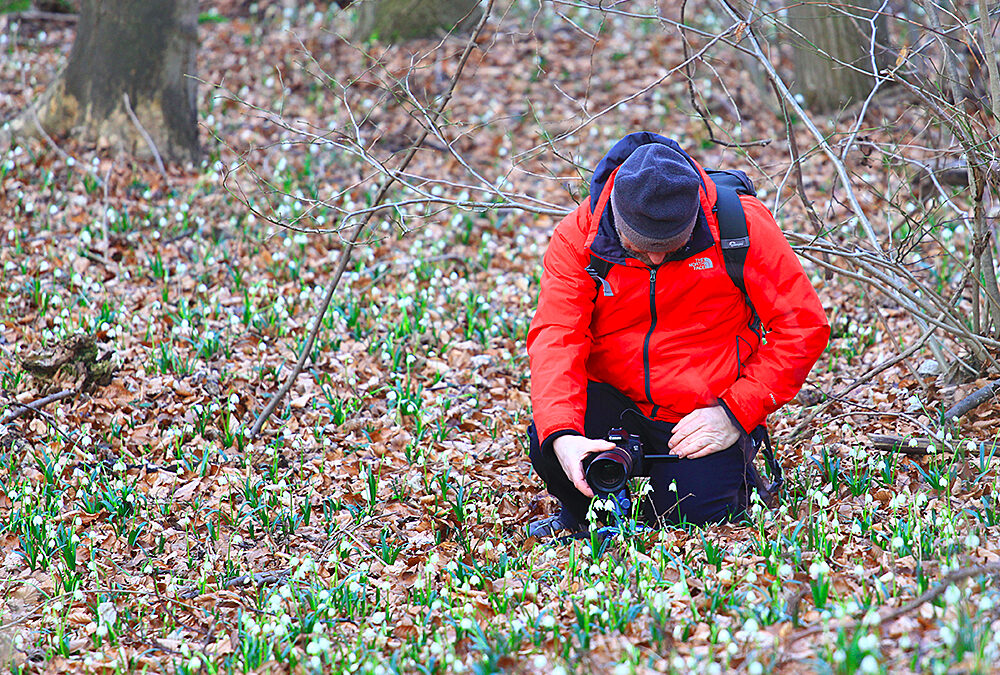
[669,406,741,459]
[552,435,617,498]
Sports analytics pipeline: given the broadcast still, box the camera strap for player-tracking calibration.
[745,425,782,507]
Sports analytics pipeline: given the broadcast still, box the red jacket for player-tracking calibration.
[528,133,829,447]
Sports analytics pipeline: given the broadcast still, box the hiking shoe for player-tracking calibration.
[527,511,587,538]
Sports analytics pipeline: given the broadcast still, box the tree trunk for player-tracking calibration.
[22,0,199,163]
[785,0,890,113]
[353,0,482,43]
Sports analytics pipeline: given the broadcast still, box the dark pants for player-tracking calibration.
[528,382,753,527]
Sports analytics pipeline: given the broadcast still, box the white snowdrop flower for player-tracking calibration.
[747,662,763,675]
[941,624,956,646]
[965,533,981,548]
[859,655,878,673]
[858,633,879,652]
[944,584,961,605]
[97,601,117,625]
[861,610,881,627]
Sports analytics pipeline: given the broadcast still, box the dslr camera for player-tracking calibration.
[582,428,678,495]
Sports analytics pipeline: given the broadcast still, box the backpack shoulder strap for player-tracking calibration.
[585,180,617,298]
[586,255,614,297]
[714,185,751,298]
[710,170,763,337]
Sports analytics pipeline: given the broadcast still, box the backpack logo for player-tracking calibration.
[689,257,714,271]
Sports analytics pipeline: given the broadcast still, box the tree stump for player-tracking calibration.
[6,0,199,163]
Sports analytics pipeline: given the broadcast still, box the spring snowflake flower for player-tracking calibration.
[97,602,117,625]
[859,655,879,673]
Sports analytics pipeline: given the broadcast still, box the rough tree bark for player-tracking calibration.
[353,0,482,42]
[5,0,199,163]
[785,0,890,112]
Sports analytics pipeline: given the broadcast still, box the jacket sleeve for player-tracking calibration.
[527,204,597,446]
[718,197,830,431]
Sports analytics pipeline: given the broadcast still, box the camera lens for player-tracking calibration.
[585,446,633,494]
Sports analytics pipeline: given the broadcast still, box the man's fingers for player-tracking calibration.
[567,460,594,498]
[673,434,713,458]
[672,438,696,458]
[553,436,622,498]
[568,465,593,497]
[685,442,720,459]
[670,416,704,448]
[670,425,700,450]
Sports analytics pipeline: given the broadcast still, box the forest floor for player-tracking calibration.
[2,2,1000,674]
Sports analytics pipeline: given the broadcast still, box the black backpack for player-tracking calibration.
[585,168,783,504]
[587,168,762,335]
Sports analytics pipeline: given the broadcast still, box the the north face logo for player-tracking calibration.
[689,257,714,271]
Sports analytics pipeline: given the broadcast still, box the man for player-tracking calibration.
[526,132,829,536]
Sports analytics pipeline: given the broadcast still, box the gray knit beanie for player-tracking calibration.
[610,144,701,253]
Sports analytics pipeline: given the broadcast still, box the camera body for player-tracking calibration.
[583,428,644,495]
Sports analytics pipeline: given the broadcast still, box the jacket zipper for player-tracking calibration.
[644,266,659,418]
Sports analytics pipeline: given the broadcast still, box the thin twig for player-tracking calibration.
[122,93,171,187]
[787,326,935,441]
[221,570,289,589]
[29,110,104,187]
[977,0,1000,122]
[100,162,113,258]
[248,0,497,438]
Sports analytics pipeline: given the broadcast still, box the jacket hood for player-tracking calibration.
[588,132,714,265]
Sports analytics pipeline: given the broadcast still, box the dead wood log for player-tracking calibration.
[943,378,1000,422]
[869,434,936,455]
[0,389,76,425]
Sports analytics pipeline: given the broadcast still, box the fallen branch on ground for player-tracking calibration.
[785,562,1000,648]
[0,389,76,425]
[943,378,1000,423]
[869,434,937,455]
